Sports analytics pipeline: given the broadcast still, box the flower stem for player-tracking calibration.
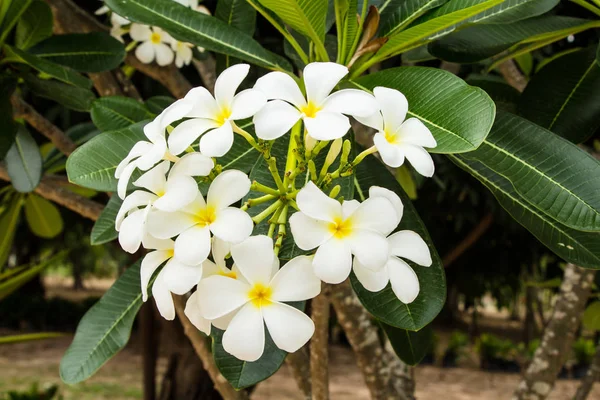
[251,181,280,196]
[232,122,262,152]
[352,145,377,167]
[245,194,277,208]
[274,204,289,256]
[283,121,301,188]
[251,199,283,225]
[267,157,287,193]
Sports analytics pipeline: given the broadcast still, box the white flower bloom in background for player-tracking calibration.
[196,235,320,361]
[289,182,400,284]
[168,64,266,157]
[130,24,175,66]
[172,41,194,68]
[356,87,437,177]
[147,170,253,266]
[253,62,378,141]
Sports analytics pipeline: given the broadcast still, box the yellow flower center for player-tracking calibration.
[384,128,399,144]
[328,217,353,239]
[194,206,216,226]
[301,102,321,118]
[248,283,272,308]
[218,269,237,279]
[166,248,175,258]
[215,108,232,125]
[150,32,162,44]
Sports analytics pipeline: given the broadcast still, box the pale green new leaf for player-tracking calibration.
[379,0,449,37]
[5,126,42,193]
[24,194,64,239]
[583,302,600,331]
[15,0,53,49]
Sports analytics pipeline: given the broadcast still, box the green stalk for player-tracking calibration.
[274,205,289,256]
[267,157,287,193]
[251,181,280,196]
[251,200,283,224]
[569,0,600,17]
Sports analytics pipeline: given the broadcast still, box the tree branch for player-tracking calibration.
[310,291,330,400]
[498,59,528,92]
[443,212,494,268]
[285,346,312,400]
[574,342,600,400]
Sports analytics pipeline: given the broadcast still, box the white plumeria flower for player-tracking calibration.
[110,23,127,43]
[289,182,400,284]
[168,64,266,157]
[115,99,194,198]
[253,62,378,141]
[147,170,253,266]
[140,235,203,320]
[172,41,194,68]
[197,235,321,361]
[356,87,437,177]
[130,24,175,66]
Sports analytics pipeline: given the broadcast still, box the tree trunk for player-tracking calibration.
[513,264,595,400]
[573,342,600,400]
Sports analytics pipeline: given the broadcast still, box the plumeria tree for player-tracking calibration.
[1,0,600,399]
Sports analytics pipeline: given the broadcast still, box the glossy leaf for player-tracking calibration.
[105,0,291,71]
[60,261,147,384]
[215,0,256,35]
[0,0,32,45]
[45,123,100,172]
[66,121,147,192]
[0,194,24,269]
[379,0,449,37]
[467,74,520,113]
[24,74,95,112]
[91,195,122,245]
[462,111,600,232]
[381,322,433,365]
[450,155,600,269]
[339,0,359,63]
[91,96,153,132]
[351,155,446,330]
[0,76,17,160]
[15,0,53,49]
[354,67,496,153]
[519,47,600,143]
[29,32,126,73]
[24,194,63,239]
[5,126,42,193]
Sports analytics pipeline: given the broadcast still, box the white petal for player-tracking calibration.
[231,235,274,285]
[373,87,408,132]
[374,132,405,168]
[136,138,167,171]
[270,256,321,302]
[162,258,203,294]
[146,210,196,239]
[133,161,169,194]
[158,99,195,131]
[322,89,379,118]
[222,302,265,362]
[254,71,306,107]
[169,152,214,177]
[263,302,314,353]
[211,237,231,268]
[388,257,420,304]
[296,181,341,222]
[353,258,389,292]
[212,309,238,330]
[199,122,234,157]
[289,212,332,250]
[401,144,435,178]
[155,43,174,66]
[181,191,207,215]
[253,100,302,140]
[184,86,220,119]
[397,118,437,148]
[152,269,175,320]
[118,208,147,253]
[207,169,251,210]
[368,186,404,228]
[115,141,152,178]
[153,175,198,212]
[116,190,157,230]
[214,64,250,109]
[348,230,389,271]
[135,41,155,64]
[350,197,398,235]
[304,112,350,141]
[312,238,352,284]
[341,199,360,220]
[197,275,250,319]
[230,89,267,120]
[303,62,348,105]
[210,207,253,244]
[174,225,211,265]
[185,290,212,335]
[168,118,219,155]
[141,232,174,250]
[117,161,138,199]
[141,250,171,301]
[130,24,152,41]
[388,230,432,266]
[354,111,384,132]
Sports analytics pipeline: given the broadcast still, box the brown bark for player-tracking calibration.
[513,264,595,400]
[574,343,600,400]
[285,347,311,400]
[310,292,330,400]
[498,59,528,92]
[193,57,217,94]
[140,302,157,400]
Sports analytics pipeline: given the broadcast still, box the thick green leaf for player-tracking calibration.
[24,194,63,238]
[4,45,92,89]
[463,111,600,232]
[583,301,600,331]
[0,76,17,160]
[91,96,153,132]
[145,96,174,114]
[215,0,256,35]
[429,16,596,63]
[29,32,126,73]
[381,322,433,365]
[379,0,449,37]
[5,125,42,193]
[519,47,600,144]
[66,121,147,191]
[0,194,24,268]
[351,155,446,330]
[0,0,32,45]
[354,67,496,153]
[450,155,600,269]
[91,195,122,245]
[105,0,291,71]
[15,0,53,49]
[338,0,359,64]
[23,74,95,112]
[60,261,147,384]
[44,123,100,172]
[466,74,520,113]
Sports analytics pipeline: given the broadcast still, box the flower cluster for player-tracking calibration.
[96,0,208,68]
[115,61,436,361]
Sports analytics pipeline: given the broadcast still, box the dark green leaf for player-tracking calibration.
[5,125,42,193]
[23,74,95,112]
[519,46,600,143]
[381,322,433,365]
[354,67,496,153]
[0,0,32,45]
[15,0,53,49]
[91,195,122,245]
[218,121,261,174]
[467,74,520,113]
[0,76,17,160]
[44,122,100,171]
[24,194,63,238]
[215,0,256,35]
[0,194,24,268]
[379,0,449,37]
[145,95,174,114]
[91,96,153,132]
[351,155,446,330]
